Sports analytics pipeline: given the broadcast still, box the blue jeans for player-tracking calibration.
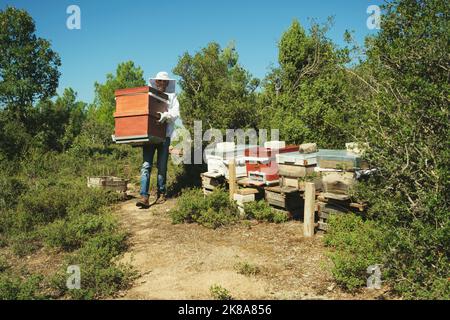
[140,137,171,197]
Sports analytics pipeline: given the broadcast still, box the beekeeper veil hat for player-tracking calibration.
[149,71,176,93]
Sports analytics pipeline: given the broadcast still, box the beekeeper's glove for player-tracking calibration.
[157,112,170,123]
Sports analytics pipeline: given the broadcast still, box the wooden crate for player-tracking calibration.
[87,176,128,193]
[113,86,168,145]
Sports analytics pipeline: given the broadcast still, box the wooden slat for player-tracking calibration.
[320,192,351,201]
[229,159,236,201]
[303,182,315,237]
[237,188,260,195]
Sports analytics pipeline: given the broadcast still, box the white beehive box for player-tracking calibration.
[276,152,318,166]
[264,141,286,149]
[207,156,247,179]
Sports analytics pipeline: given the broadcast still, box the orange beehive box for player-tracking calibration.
[113,86,168,145]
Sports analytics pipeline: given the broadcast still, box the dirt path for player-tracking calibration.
[114,191,383,300]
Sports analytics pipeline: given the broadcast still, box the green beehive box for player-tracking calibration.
[316,149,369,170]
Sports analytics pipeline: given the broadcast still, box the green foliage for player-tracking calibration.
[89,61,145,127]
[234,261,261,276]
[30,88,87,152]
[209,284,233,300]
[0,273,44,300]
[324,214,386,291]
[9,232,41,257]
[0,87,86,159]
[51,231,133,300]
[0,113,32,161]
[171,188,240,229]
[173,42,260,135]
[343,0,450,299]
[259,18,354,147]
[41,214,118,251]
[0,6,61,117]
[244,201,288,223]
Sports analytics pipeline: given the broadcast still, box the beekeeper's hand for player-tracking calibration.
[157,112,169,123]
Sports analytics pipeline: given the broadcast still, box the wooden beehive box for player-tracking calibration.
[87,176,128,193]
[113,86,168,145]
[321,171,356,195]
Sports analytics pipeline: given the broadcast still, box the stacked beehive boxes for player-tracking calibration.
[205,142,251,179]
[245,142,299,185]
[315,149,369,231]
[276,145,321,192]
[113,86,169,145]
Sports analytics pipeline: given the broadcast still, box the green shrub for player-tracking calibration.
[244,201,288,223]
[16,185,68,231]
[10,232,41,257]
[41,214,117,251]
[209,284,233,300]
[0,274,44,300]
[171,188,239,229]
[0,256,9,272]
[234,261,261,276]
[273,210,289,224]
[324,214,386,291]
[0,175,27,211]
[51,231,133,299]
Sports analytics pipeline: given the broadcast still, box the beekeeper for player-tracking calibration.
[136,71,180,208]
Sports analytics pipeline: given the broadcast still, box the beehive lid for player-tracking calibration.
[276,152,318,166]
[114,86,169,101]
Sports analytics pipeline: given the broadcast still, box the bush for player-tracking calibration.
[324,214,386,291]
[0,175,27,211]
[51,231,133,299]
[41,214,118,251]
[244,201,288,223]
[171,188,239,229]
[10,232,41,257]
[16,185,68,231]
[209,284,233,300]
[0,274,44,300]
[234,261,261,276]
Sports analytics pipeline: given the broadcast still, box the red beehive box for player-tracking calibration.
[245,145,300,181]
[113,86,168,145]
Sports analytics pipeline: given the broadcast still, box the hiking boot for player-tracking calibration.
[155,193,167,205]
[136,196,150,208]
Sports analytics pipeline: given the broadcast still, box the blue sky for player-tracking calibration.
[1,0,383,103]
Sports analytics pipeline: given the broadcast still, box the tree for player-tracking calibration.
[16,88,86,152]
[90,61,145,127]
[0,6,61,118]
[345,0,449,298]
[259,19,355,147]
[173,42,260,136]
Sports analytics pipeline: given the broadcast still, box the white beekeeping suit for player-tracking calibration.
[149,72,180,139]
